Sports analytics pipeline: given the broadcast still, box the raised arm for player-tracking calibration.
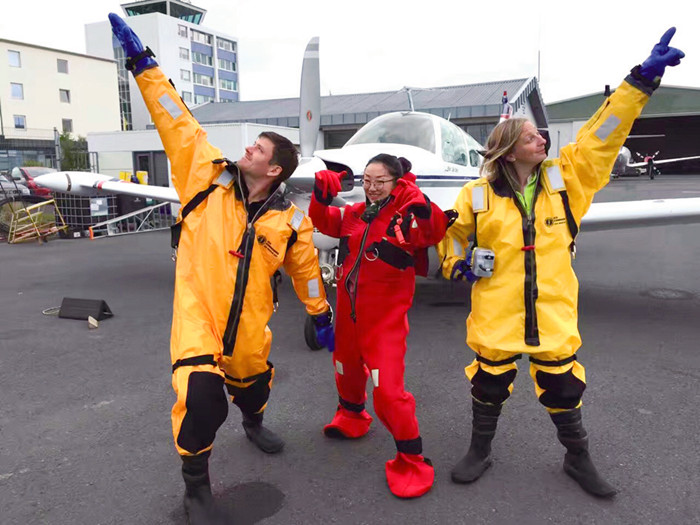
[109,13,222,204]
[390,176,449,249]
[308,170,346,237]
[558,27,685,223]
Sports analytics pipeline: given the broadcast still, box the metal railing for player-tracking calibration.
[88,202,175,239]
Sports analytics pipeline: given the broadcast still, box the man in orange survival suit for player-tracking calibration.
[109,13,333,524]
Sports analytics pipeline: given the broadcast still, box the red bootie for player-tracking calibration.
[385,452,435,498]
[323,407,373,439]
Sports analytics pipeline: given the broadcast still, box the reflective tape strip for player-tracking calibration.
[158,93,183,120]
[335,361,344,375]
[371,369,379,388]
[290,209,304,231]
[472,185,486,212]
[215,170,233,187]
[594,114,621,142]
[452,238,464,258]
[307,278,320,298]
[546,165,565,191]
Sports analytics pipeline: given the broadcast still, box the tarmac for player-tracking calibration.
[1,175,699,525]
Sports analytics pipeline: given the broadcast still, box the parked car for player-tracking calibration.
[9,167,56,197]
[0,177,31,199]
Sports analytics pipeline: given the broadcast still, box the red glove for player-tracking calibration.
[393,177,427,214]
[314,170,346,203]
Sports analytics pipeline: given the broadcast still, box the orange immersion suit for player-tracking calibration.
[134,67,329,456]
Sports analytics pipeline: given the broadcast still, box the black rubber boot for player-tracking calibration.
[181,451,227,524]
[550,408,618,498]
[451,399,502,484]
[242,412,284,454]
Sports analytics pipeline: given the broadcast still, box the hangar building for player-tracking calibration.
[547,85,700,173]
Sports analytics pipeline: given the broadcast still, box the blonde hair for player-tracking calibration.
[479,118,535,189]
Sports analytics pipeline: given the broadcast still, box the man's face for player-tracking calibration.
[237,137,281,179]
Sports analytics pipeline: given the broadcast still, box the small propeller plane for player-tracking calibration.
[612,145,700,178]
[36,37,700,284]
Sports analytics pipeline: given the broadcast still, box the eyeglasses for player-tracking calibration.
[362,178,394,189]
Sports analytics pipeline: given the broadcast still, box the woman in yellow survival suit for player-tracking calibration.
[439,28,684,498]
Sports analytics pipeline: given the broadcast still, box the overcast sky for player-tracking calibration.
[3,0,699,104]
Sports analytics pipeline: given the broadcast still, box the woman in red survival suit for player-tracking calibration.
[309,154,450,498]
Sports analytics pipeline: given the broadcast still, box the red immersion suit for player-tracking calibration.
[309,173,449,498]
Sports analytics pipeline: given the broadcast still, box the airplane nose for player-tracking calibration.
[35,172,70,192]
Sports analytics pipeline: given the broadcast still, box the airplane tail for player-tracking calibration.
[499,91,513,123]
[299,37,321,158]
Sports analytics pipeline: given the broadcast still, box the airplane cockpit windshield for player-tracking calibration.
[345,113,436,153]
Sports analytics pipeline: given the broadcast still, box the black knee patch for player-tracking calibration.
[471,367,517,405]
[535,368,587,410]
[226,367,273,415]
[177,372,228,454]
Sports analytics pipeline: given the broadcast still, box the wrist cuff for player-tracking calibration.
[626,65,660,96]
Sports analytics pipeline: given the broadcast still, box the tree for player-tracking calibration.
[59,132,89,171]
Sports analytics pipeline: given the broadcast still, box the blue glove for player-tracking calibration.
[450,257,478,284]
[312,310,335,352]
[639,27,684,82]
[108,13,158,75]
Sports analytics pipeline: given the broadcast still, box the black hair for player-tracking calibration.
[258,131,299,182]
[365,153,412,179]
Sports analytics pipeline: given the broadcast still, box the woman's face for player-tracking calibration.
[362,162,396,203]
[507,121,547,167]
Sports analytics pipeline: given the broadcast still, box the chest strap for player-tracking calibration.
[171,184,218,249]
[366,239,414,270]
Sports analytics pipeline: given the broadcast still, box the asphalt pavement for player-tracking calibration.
[1,175,698,525]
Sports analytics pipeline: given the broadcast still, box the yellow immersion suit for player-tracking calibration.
[134,67,329,455]
[439,79,650,411]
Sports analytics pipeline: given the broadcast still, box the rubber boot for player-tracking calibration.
[181,451,226,525]
[242,412,284,454]
[550,408,618,498]
[323,406,373,439]
[451,399,502,484]
[385,452,434,498]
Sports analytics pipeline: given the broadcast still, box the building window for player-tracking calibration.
[217,38,236,52]
[179,47,190,60]
[190,29,212,46]
[182,91,192,104]
[193,73,214,87]
[113,45,133,131]
[219,78,237,92]
[11,83,24,99]
[57,59,69,74]
[181,69,191,81]
[192,51,213,66]
[194,94,214,105]
[8,50,21,67]
[59,89,71,103]
[14,115,26,129]
[62,119,73,133]
[218,58,236,72]
[178,24,188,38]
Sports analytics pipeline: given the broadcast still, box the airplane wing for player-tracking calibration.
[35,171,180,203]
[582,197,700,231]
[628,155,700,168]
